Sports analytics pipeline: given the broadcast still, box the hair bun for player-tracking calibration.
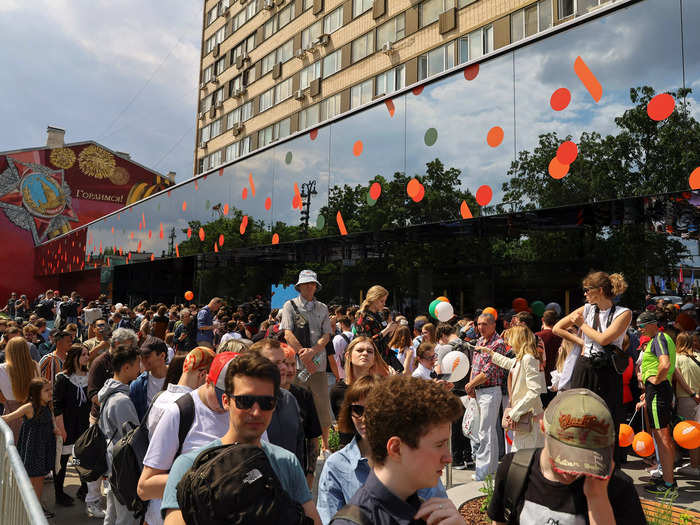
[609,273,628,296]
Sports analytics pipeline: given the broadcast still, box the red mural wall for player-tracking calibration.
[0,142,172,303]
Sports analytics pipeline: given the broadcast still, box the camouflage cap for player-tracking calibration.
[543,388,615,479]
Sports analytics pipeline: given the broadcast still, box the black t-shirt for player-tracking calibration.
[488,449,646,525]
[36,299,55,320]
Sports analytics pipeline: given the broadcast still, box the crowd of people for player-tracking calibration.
[0,269,697,524]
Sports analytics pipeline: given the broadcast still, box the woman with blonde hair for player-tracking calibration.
[477,325,546,450]
[673,331,700,475]
[329,337,391,447]
[0,337,40,441]
[553,271,631,447]
[354,285,401,371]
[387,325,414,375]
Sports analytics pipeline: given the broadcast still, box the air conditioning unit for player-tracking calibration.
[199,81,206,89]
[213,43,221,57]
[294,89,305,100]
[199,111,206,120]
[222,6,230,16]
[313,34,330,47]
[232,123,244,136]
[382,41,393,54]
[241,52,250,63]
[216,102,223,110]
[200,140,208,149]
[295,48,305,59]
[264,0,274,10]
[211,77,219,85]
[209,107,217,118]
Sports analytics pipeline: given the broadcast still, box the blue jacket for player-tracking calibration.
[129,371,150,421]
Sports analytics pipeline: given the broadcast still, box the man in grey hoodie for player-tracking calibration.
[98,345,141,525]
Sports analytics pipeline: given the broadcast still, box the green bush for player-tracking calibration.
[478,475,494,513]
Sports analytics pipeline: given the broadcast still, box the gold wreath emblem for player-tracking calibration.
[78,145,116,179]
[110,166,130,186]
[49,148,76,170]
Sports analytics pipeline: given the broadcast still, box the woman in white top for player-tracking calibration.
[0,337,40,441]
[478,325,547,451]
[553,271,631,454]
[412,342,437,380]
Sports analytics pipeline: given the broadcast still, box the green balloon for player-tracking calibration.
[429,299,442,319]
[285,152,293,164]
[316,214,325,229]
[531,300,546,317]
[424,127,438,147]
[366,192,377,206]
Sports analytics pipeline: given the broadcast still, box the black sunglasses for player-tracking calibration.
[350,404,365,418]
[232,395,276,411]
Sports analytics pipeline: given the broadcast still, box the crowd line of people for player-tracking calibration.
[0,269,698,524]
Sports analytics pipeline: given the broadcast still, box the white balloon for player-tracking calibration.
[435,301,454,322]
[441,350,470,383]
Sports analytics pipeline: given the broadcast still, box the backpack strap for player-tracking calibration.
[329,504,372,525]
[502,448,537,525]
[175,393,196,455]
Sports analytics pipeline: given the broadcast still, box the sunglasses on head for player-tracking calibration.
[232,394,277,411]
[350,404,365,418]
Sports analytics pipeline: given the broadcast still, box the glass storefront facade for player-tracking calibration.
[35,0,700,310]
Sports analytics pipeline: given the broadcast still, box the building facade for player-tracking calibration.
[194,0,613,175]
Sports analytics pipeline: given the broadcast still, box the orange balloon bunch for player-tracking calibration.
[619,424,634,448]
[632,431,655,457]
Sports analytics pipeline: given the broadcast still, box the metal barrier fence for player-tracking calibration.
[0,418,49,525]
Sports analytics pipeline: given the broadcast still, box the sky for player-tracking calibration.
[0,0,202,183]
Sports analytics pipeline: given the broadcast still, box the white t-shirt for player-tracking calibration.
[412,362,434,380]
[220,332,242,346]
[332,331,353,380]
[581,304,630,357]
[146,373,166,404]
[83,308,102,325]
[0,363,15,400]
[397,346,416,374]
[144,383,193,525]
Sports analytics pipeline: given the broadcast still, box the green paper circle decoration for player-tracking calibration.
[429,299,442,319]
[285,152,293,164]
[316,214,326,229]
[366,192,377,206]
[424,128,438,147]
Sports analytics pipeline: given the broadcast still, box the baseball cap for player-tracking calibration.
[183,346,216,373]
[207,352,240,407]
[139,335,167,355]
[636,311,657,326]
[543,389,615,479]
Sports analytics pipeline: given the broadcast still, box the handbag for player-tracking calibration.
[502,362,532,433]
[462,396,479,439]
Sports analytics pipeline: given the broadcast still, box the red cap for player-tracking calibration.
[207,352,240,391]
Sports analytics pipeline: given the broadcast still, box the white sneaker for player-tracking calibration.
[676,465,700,477]
[649,466,663,479]
[86,503,105,519]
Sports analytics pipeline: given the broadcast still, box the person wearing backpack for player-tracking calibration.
[487,389,645,525]
[332,316,354,382]
[98,345,141,525]
[129,336,169,421]
[160,352,321,525]
[138,352,236,524]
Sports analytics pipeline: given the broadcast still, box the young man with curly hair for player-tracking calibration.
[331,375,464,525]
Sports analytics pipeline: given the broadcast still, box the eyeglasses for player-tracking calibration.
[423,353,438,361]
[350,404,365,418]
[232,395,276,411]
[583,287,591,293]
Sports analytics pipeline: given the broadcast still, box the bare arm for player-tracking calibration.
[327,351,340,381]
[137,466,169,501]
[649,354,670,385]
[552,306,585,342]
[402,349,413,375]
[163,510,186,525]
[302,500,322,525]
[578,310,631,347]
[284,330,302,353]
[2,403,32,423]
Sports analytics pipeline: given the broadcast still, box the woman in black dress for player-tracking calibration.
[54,344,91,505]
[353,285,401,371]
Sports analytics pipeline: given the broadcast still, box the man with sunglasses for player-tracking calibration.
[161,352,321,525]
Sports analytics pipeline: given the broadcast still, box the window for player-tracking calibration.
[299,103,320,130]
[206,36,216,54]
[210,149,222,168]
[202,94,213,112]
[512,1,552,42]
[324,6,344,34]
[214,87,225,106]
[350,79,372,108]
[207,5,218,26]
[203,66,213,83]
[420,0,454,28]
[246,0,256,19]
[211,118,222,138]
[458,0,477,6]
[262,52,276,75]
[322,49,342,78]
[376,14,405,46]
[264,18,276,39]
[353,0,372,18]
[418,42,455,80]
[229,76,242,96]
[215,57,226,76]
[226,142,239,161]
[201,125,211,143]
[259,126,274,148]
[259,88,274,113]
[352,32,374,63]
[216,26,226,44]
[303,0,313,9]
[559,0,574,17]
[375,64,405,96]
[276,118,291,140]
[258,118,291,148]
[277,3,295,29]
[240,101,253,121]
[275,77,293,102]
[302,20,323,50]
[300,61,321,90]
[226,108,240,129]
[321,94,341,121]
[243,65,256,85]
[278,39,294,63]
[240,136,250,156]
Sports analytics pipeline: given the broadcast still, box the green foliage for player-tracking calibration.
[478,474,495,513]
[502,86,700,210]
[644,489,680,525]
[328,426,340,452]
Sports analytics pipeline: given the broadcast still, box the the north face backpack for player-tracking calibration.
[176,443,313,525]
[110,393,195,517]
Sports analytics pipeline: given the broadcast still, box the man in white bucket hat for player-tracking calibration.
[280,270,333,459]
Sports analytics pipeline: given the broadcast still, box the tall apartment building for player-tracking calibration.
[195,0,613,175]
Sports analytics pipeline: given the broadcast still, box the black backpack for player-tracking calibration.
[110,393,195,517]
[73,391,118,482]
[502,448,537,524]
[176,443,313,525]
[289,301,311,349]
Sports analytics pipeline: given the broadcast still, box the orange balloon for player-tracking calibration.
[436,296,450,303]
[632,431,655,457]
[673,420,700,449]
[483,307,498,320]
[184,291,194,301]
[619,424,634,447]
